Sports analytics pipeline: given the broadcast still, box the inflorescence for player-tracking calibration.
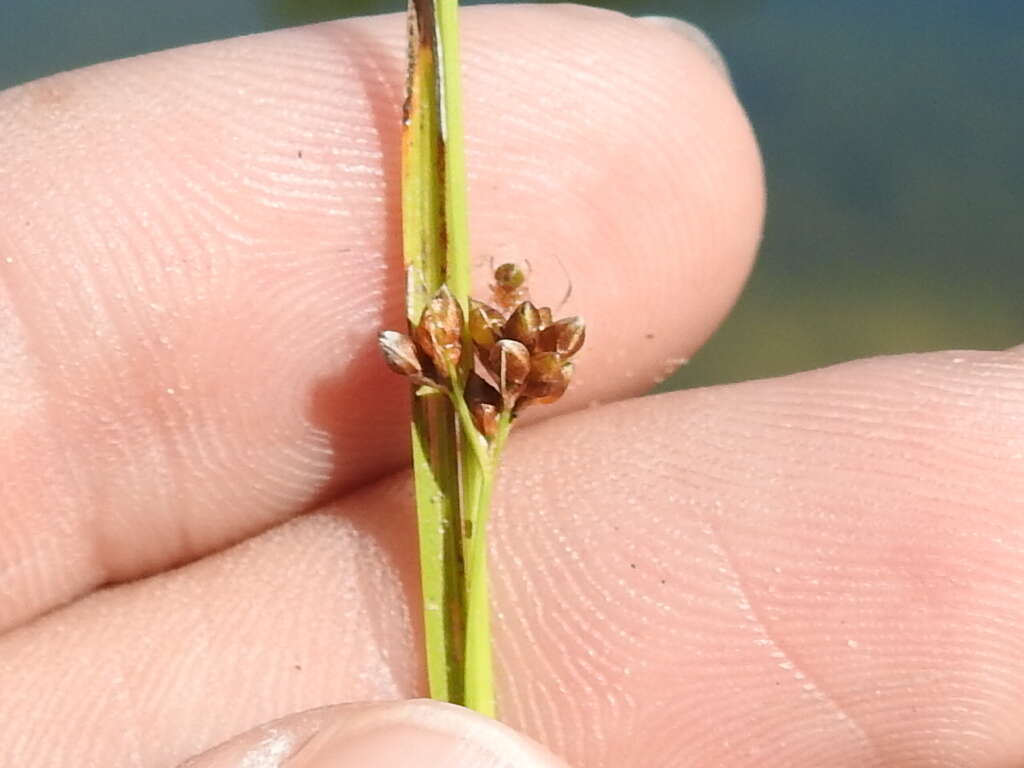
[378,263,585,438]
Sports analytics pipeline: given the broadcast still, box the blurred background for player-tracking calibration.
[2,0,1021,390]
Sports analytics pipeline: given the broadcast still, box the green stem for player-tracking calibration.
[463,410,512,717]
[448,378,492,470]
[404,0,494,716]
[435,0,471,307]
[446,377,492,711]
[410,404,463,704]
[402,0,467,702]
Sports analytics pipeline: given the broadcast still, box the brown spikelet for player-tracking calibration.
[468,299,504,353]
[502,300,541,349]
[378,330,440,388]
[465,372,501,438]
[416,284,464,373]
[494,262,525,290]
[378,330,421,377]
[522,353,573,405]
[537,306,553,330]
[536,316,585,358]
[488,339,531,409]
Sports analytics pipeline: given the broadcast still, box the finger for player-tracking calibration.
[182,700,568,768]
[0,6,762,630]
[3,349,1023,767]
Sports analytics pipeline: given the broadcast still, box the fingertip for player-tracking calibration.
[183,701,569,768]
[0,3,765,630]
[458,4,764,401]
[637,16,732,83]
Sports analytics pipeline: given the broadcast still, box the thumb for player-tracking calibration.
[180,699,570,768]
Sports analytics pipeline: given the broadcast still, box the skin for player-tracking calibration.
[1,5,1022,767]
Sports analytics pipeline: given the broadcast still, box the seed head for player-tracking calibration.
[536,316,586,359]
[378,330,440,389]
[532,363,572,404]
[465,372,501,438]
[522,353,573,405]
[415,284,464,373]
[537,306,553,330]
[488,339,531,409]
[378,330,421,376]
[468,299,504,352]
[494,262,526,290]
[502,300,542,349]
[470,401,499,438]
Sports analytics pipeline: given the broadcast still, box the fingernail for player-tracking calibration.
[637,16,731,82]
[290,722,465,767]
[286,700,567,768]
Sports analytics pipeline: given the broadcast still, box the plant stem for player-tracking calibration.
[446,380,495,714]
[403,0,467,703]
[463,410,512,717]
[435,0,471,308]
[410,403,464,704]
[403,0,497,716]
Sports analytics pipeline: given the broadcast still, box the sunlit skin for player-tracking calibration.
[3,6,1023,768]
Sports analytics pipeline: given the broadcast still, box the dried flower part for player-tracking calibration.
[537,306,553,329]
[491,262,530,311]
[494,262,525,290]
[416,284,464,373]
[468,299,504,352]
[380,262,584,433]
[488,339,531,408]
[524,368,573,405]
[502,300,541,349]
[378,330,440,389]
[465,372,501,438]
[526,351,562,386]
[469,401,499,438]
[523,353,573,404]
[536,316,585,358]
[466,370,501,403]
[378,330,422,377]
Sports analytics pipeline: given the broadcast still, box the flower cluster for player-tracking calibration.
[378,263,585,439]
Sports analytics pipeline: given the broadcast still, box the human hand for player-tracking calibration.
[3,6,1022,767]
